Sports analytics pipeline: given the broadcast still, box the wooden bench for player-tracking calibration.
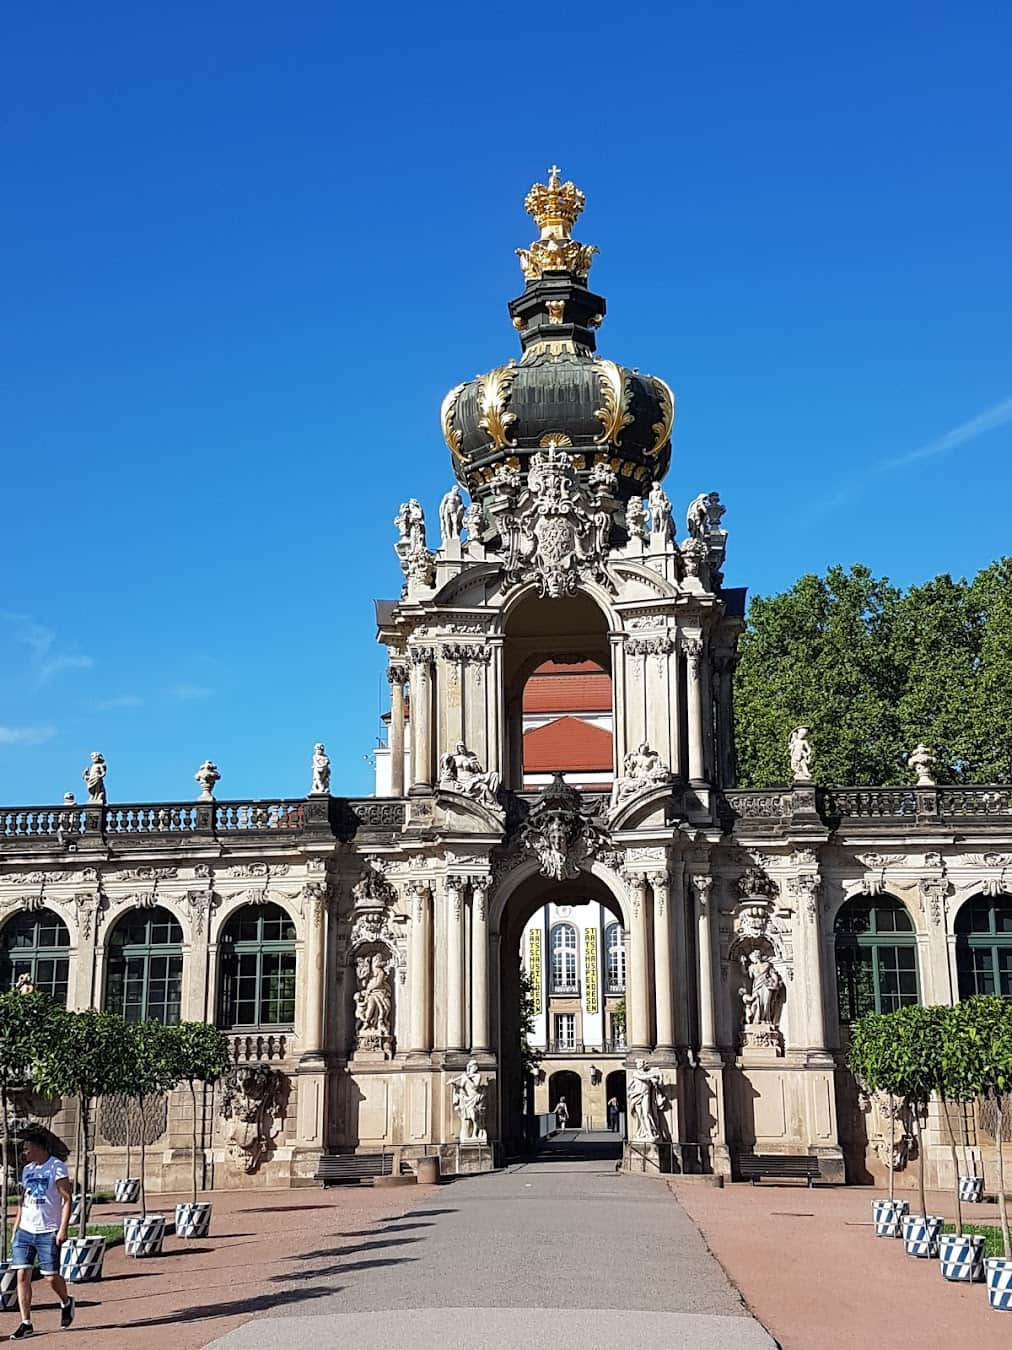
[315,1153,394,1186]
[736,1153,821,1187]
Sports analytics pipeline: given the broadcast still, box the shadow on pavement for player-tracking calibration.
[85,1284,339,1331]
[290,1235,421,1261]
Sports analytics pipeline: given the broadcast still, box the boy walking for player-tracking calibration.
[8,1127,75,1338]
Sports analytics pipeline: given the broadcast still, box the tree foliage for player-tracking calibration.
[735,558,1012,786]
[166,1022,232,1205]
[0,991,58,1262]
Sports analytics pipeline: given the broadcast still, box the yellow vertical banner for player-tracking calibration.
[529,928,542,1015]
[584,927,598,1013]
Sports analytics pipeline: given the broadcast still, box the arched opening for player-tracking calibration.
[955,894,1012,999]
[0,909,71,1005]
[833,895,919,1030]
[549,1070,582,1128]
[105,905,184,1025]
[217,902,298,1029]
[605,1069,627,1135]
[498,866,626,1161]
[502,590,613,792]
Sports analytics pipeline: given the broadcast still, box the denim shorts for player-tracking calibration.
[10,1227,60,1276]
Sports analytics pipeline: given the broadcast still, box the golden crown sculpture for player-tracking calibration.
[524,166,586,238]
[517,165,598,282]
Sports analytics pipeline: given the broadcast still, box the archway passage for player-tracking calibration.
[605,1069,627,1137]
[498,867,626,1165]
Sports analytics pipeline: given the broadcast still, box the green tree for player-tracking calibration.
[33,1009,133,1239]
[165,1023,231,1205]
[126,1021,179,1219]
[849,1010,908,1204]
[0,991,57,1264]
[518,970,540,1090]
[875,1005,938,1222]
[966,559,1012,782]
[952,996,1012,1259]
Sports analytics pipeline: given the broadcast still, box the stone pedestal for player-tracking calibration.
[623,1141,668,1174]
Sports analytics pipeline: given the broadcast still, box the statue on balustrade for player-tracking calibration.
[788,726,813,782]
[310,742,331,795]
[648,481,674,547]
[438,485,464,543]
[82,752,107,804]
[438,742,502,811]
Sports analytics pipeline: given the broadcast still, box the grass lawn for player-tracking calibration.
[4,1223,123,1252]
[942,1223,1010,1259]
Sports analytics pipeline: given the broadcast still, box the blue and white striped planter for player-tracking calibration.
[938,1232,985,1282]
[959,1176,985,1204]
[872,1198,909,1237]
[174,1202,212,1239]
[114,1177,141,1203]
[60,1235,106,1284]
[1,1263,19,1311]
[902,1213,944,1258]
[986,1258,1012,1311]
[69,1193,93,1227]
[124,1213,166,1257]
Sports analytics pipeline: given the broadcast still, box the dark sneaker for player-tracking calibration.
[61,1298,76,1330]
[9,1324,33,1341]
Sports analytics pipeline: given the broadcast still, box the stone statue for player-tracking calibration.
[625,496,649,543]
[686,493,709,540]
[394,501,410,542]
[648,481,674,546]
[82,752,107,804]
[406,499,427,551]
[15,972,35,995]
[439,486,464,543]
[626,1058,666,1142]
[220,1064,288,1174]
[788,726,813,782]
[438,741,502,810]
[462,502,483,540]
[194,760,221,801]
[740,950,784,1026]
[354,953,394,1043]
[310,742,331,795]
[909,743,937,787]
[450,1059,487,1144]
[611,742,674,807]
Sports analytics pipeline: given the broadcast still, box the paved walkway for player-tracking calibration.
[210,1131,774,1349]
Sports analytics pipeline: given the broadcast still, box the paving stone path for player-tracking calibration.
[211,1131,775,1350]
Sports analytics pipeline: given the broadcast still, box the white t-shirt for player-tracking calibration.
[19,1158,69,1234]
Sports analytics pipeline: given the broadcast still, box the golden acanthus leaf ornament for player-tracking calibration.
[441,383,466,459]
[477,363,518,452]
[647,376,675,457]
[593,360,634,447]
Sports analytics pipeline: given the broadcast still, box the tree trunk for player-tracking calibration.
[125,1095,132,1180]
[1,1079,10,1266]
[997,1095,1011,1261]
[941,1096,963,1236]
[190,1081,198,1207]
[138,1095,147,1220]
[888,1095,896,1204]
[78,1098,90,1241]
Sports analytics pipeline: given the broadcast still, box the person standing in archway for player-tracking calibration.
[607,1095,620,1132]
[555,1096,569,1131]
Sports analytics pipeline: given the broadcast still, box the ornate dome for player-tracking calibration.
[441,168,675,506]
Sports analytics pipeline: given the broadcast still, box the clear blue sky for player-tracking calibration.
[3,2,1010,805]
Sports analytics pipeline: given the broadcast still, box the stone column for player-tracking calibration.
[624,870,652,1055]
[787,862,829,1059]
[387,663,407,797]
[299,881,328,1062]
[691,875,718,1058]
[668,856,689,1056]
[470,878,491,1054]
[713,652,737,788]
[408,647,435,791]
[445,875,466,1054]
[682,632,706,787]
[407,880,433,1054]
[649,869,676,1059]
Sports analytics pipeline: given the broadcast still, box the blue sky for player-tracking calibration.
[3,1,1010,805]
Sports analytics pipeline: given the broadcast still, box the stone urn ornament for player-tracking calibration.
[194,760,221,801]
[908,743,937,786]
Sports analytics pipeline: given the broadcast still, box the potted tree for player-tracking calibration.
[936,1002,986,1282]
[850,1011,909,1237]
[33,1008,133,1283]
[165,1022,231,1239]
[883,1006,945,1259]
[123,1020,178,1258]
[959,996,1012,1312]
[0,990,57,1309]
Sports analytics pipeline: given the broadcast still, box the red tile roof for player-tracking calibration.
[523,716,614,773]
[523,659,612,713]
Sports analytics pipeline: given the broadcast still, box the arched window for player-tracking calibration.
[605,922,626,993]
[218,903,297,1029]
[834,896,919,1025]
[0,909,70,1006]
[550,923,579,994]
[105,906,183,1025]
[955,896,1012,1000]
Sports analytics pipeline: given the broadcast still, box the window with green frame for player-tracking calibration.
[217,902,297,1029]
[0,909,71,1006]
[955,895,1012,999]
[105,905,184,1025]
[834,896,920,1026]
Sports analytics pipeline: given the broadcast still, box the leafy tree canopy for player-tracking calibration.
[735,558,1012,786]
[33,1008,133,1103]
[166,1021,232,1087]
[0,990,57,1086]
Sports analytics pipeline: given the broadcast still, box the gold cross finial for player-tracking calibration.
[548,164,562,185]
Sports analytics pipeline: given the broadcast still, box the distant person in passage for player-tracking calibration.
[8,1126,76,1339]
[607,1095,620,1132]
[555,1097,569,1131]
